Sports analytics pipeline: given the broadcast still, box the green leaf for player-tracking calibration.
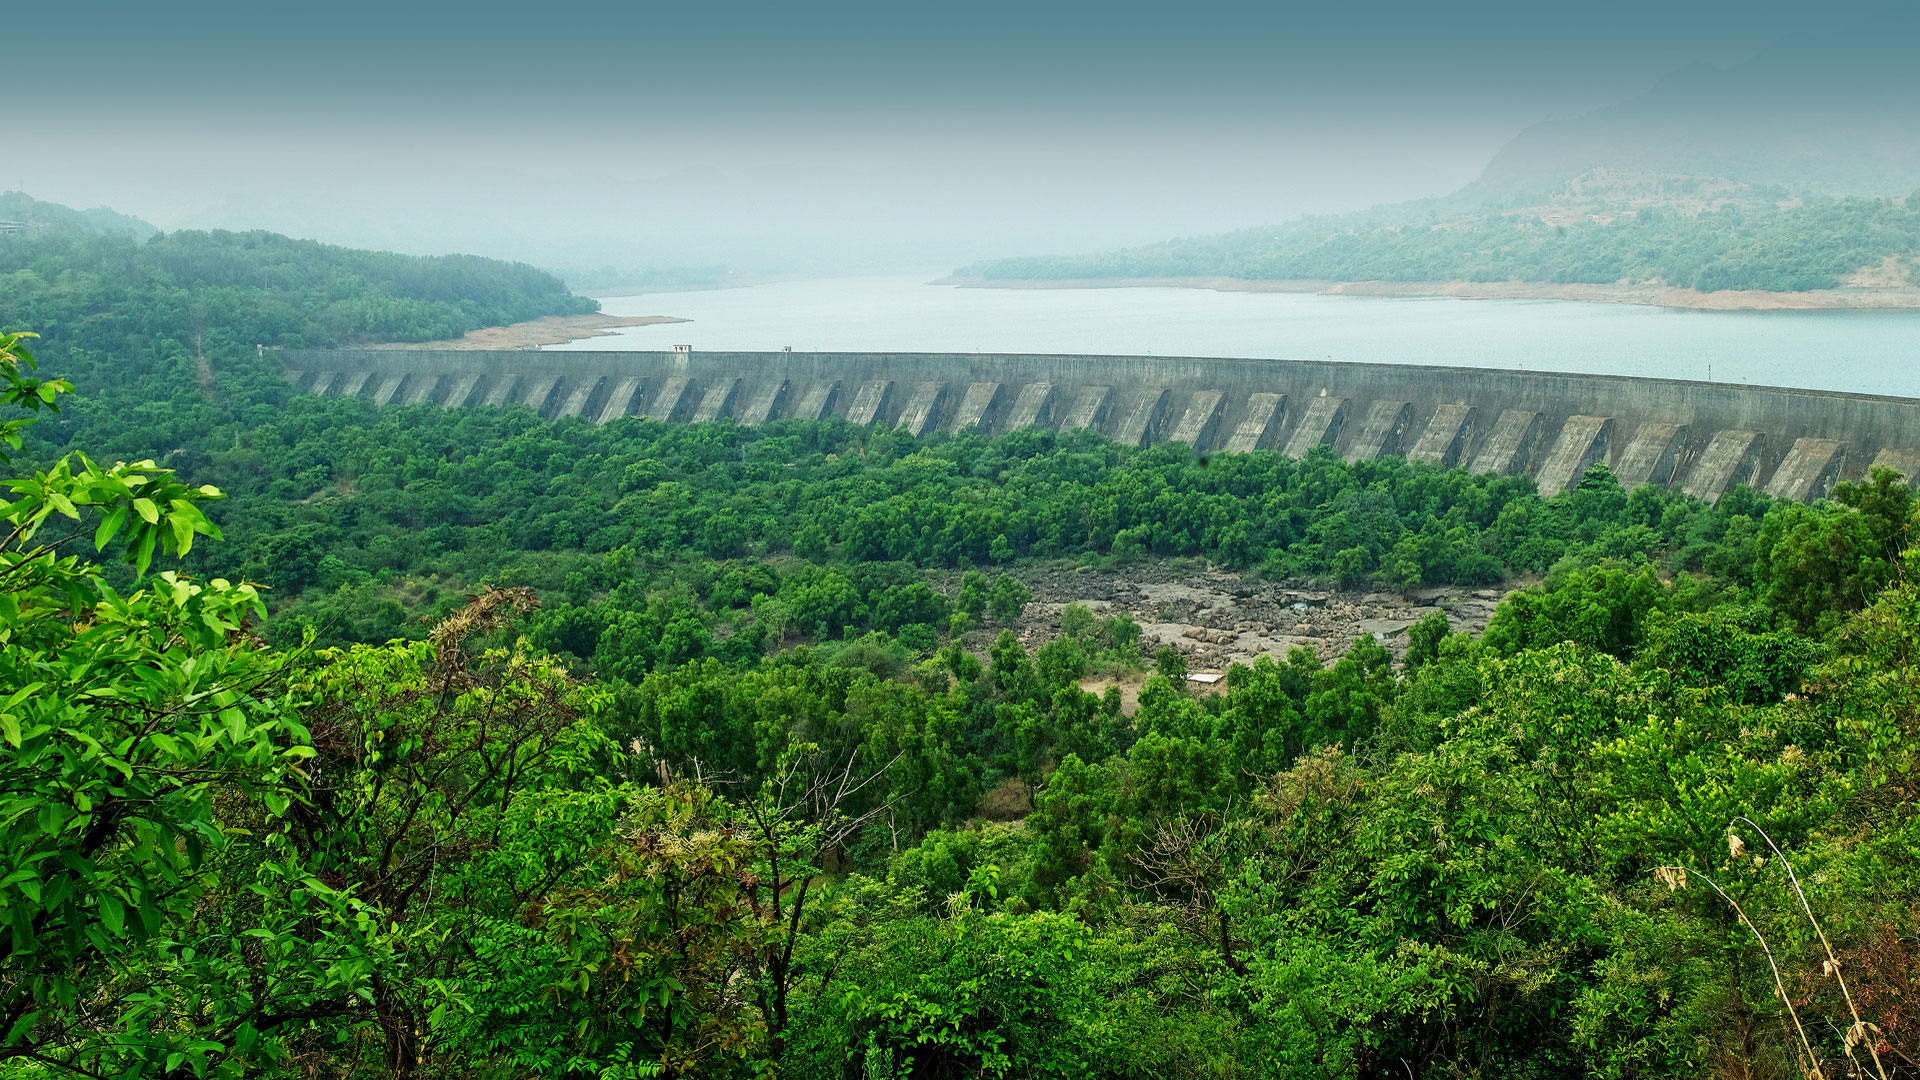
[98,893,125,936]
[3,1010,39,1047]
[133,530,157,577]
[133,497,159,524]
[94,505,127,550]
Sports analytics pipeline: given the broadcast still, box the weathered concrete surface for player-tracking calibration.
[1613,423,1686,489]
[519,375,562,416]
[793,381,839,421]
[898,381,947,436]
[692,378,740,423]
[402,375,442,407]
[1765,438,1845,502]
[952,382,1002,434]
[1224,392,1286,454]
[1284,396,1348,459]
[1683,430,1764,502]
[645,377,692,423]
[443,373,482,410]
[557,376,602,419]
[846,381,893,426]
[739,380,789,426]
[1343,400,1412,463]
[283,349,1920,502]
[1406,403,1474,466]
[1061,385,1113,431]
[481,374,519,408]
[1535,416,1614,495]
[1470,410,1541,476]
[1007,382,1056,430]
[597,377,645,424]
[1167,390,1225,449]
[371,374,408,407]
[1112,388,1170,447]
[1874,448,1920,481]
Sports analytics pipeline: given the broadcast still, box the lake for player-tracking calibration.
[546,275,1920,397]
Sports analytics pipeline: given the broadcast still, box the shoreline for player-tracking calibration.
[367,313,689,351]
[938,275,1920,312]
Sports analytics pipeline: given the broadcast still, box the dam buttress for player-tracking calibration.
[281,349,1920,503]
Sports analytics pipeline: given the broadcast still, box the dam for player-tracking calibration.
[280,349,1920,503]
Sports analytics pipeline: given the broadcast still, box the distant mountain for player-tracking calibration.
[1471,13,1920,199]
[0,192,157,238]
[957,17,1920,299]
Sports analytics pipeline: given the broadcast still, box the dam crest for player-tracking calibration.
[280,349,1920,503]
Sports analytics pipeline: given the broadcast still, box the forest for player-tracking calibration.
[4,214,1920,1080]
[959,194,1920,293]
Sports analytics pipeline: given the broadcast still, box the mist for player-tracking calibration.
[7,0,1906,280]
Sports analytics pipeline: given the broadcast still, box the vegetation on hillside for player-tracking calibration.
[5,314,1920,1078]
[960,193,1920,293]
[7,202,1920,1079]
[0,190,156,238]
[0,222,594,399]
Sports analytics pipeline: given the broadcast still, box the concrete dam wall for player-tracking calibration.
[281,349,1920,503]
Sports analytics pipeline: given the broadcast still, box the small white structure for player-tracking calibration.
[1186,672,1225,686]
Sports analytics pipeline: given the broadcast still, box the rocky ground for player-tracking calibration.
[949,561,1517,710]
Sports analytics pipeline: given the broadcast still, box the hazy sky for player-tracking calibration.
[6,1,1901,277]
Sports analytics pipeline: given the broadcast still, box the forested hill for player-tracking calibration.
[0,202,596,452]
[960,20,1920,295]
[959,192,1920,294]
[0,189,156,237]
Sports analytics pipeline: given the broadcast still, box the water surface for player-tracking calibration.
[548,275,1920,397]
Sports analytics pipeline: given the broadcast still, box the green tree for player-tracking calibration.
[0,330,336,1077]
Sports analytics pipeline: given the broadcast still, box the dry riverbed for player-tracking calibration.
[951,561,1515,713]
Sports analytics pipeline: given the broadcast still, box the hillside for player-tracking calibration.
[958,20,1920,302]
[0,198,597,433]
[956,184,1920,300]
[12,233,1920,1077]
[0,189,157,237]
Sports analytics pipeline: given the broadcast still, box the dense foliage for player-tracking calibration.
[7,208,1920,1080]
[0,223,593,411]
[960,194,1920,293]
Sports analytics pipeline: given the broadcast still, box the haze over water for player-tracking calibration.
[550,276,1920,398]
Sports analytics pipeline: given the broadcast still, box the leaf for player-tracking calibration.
[99,893,125,937]
[94,505,127,550]
[133,497,159,524]
[3,1010,39,1047]
[133,531,157,577]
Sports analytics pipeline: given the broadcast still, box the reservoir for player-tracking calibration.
[548,274,1920,398]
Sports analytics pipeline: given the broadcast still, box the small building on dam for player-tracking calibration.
[280,348,1920,504]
